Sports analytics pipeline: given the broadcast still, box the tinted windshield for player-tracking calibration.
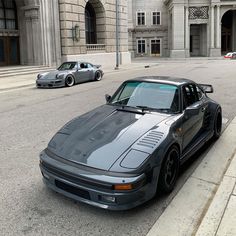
[58,62,77,71]
[109,81,180,113]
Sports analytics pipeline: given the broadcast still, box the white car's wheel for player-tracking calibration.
[94,71,102,81]
[65,76,75,87]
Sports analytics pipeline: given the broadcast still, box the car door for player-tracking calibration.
[86,63,95,81]
[181,83,207,150]
[76,62,90,83]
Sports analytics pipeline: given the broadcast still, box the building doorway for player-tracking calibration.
[0,36,19,66]
[221,10,236,54]
[151,39,161,56]
[0,0,19,66]
[190,24,207,57]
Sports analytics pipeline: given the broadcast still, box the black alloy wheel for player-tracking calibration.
[159,146,179,193]
[213,107,222,139]
[94,71,102,81]
[65,76,75,87]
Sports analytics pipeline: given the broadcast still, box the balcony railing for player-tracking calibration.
[86,44,106,52]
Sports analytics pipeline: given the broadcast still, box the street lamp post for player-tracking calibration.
[115,0,119,69]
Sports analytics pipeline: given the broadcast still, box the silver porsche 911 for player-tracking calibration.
[36,61,104,88]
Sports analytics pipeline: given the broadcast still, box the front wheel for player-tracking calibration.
[158,146,180,193]
[65,76,75,87]
[213,107,222,139]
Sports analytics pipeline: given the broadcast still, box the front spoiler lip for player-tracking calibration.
[40,165,150,211]
[36,79,64,88]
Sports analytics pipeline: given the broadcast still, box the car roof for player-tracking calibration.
[62,61,92,64]
[126,76,195,86]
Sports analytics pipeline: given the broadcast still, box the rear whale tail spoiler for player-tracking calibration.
[199,84,214,93]
[94,64,101,68]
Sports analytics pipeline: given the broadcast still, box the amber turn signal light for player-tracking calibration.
[113,183,133,190]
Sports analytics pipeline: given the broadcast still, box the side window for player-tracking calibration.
[189,84,199,102]
[182,84,199,109]
[196,85,204,100]
[80,63,88,69]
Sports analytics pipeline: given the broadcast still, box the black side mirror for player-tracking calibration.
[105,94,111,102]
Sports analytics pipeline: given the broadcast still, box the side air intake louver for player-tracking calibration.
[136,130,164,149]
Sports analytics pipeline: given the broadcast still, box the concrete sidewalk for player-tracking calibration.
[147,117,236,236]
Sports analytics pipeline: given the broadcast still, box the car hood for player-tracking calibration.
[40,70,65,80]
[47,105,170,171]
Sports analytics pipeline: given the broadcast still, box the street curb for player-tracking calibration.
[195,174,236,236]
[146,116,236,236]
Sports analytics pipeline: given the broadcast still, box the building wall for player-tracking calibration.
[3,0,236,67]
[129,0,236,58]
[59,0,131,65]
[16,0,61,66]
[1,0,131,67]
[128,0,169,57]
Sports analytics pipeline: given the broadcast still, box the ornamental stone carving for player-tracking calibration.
[189,7,209,19]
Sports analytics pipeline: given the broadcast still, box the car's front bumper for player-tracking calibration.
[39,150,158,210]
[36,79,64,88]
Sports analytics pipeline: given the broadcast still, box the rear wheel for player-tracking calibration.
[213,107,222,139]
[65,76,75,87]
[94,71,102,81]
[158,146,179,193]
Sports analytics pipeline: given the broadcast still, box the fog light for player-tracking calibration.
[100,195,116,203]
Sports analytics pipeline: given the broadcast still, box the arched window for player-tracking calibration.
[0,0,17,30]
[85,2,97,44]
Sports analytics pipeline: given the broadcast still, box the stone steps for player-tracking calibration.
[0,66,55,78]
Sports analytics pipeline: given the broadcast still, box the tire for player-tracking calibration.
[213,107,222,139]
[65,76,75,87]
[158,145,180,193]
[94,71,102,81]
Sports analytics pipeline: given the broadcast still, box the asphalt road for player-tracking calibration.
[1,59,236,236]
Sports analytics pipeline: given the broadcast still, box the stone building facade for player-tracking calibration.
[0,0,130,67]
[129,0,236,58]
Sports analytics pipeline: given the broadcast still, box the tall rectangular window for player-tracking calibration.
[137,12,145,26]
[0,0,17,30]
[137,39,146,54]
[151,39,161,55]
[152,12,161,25]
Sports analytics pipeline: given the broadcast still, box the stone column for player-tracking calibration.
[185,6,189,57]
[128,0,133,29]
[40,0,61,66]
[210,5,221,56]
[167,10,172,56]
[170,4,186,58]
[216,5,220,49]
[24,6,41,65]
[233,11,236,51]
[211,6,215,48]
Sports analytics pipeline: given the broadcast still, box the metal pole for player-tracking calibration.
[115,0,119,69]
